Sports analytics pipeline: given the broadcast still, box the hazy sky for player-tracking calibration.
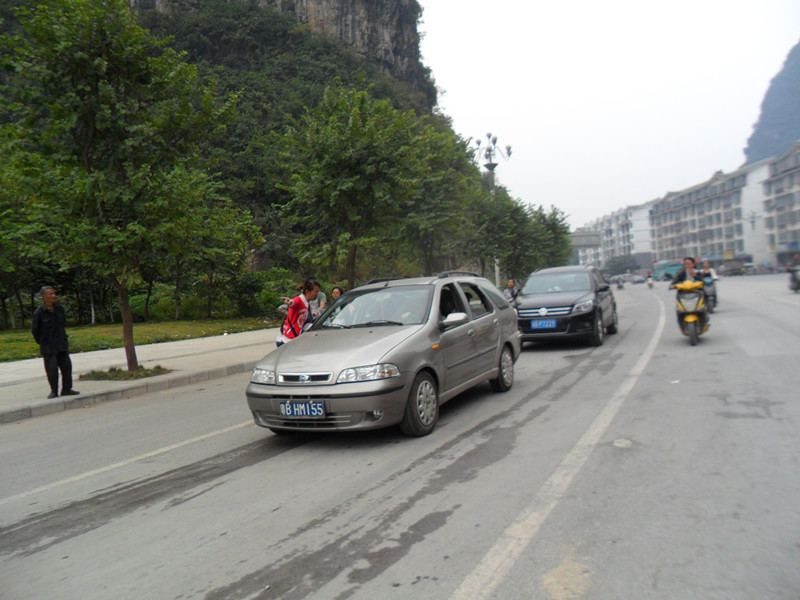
[418,1,800,228]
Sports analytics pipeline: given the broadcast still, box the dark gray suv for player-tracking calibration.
[514,265,618,346]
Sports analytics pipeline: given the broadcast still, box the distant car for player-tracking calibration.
[514,265,618,346]
[246,272,522,437]
[632,275,646,284]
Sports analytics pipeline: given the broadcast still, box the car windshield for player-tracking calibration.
[313,286,432,328]
[522,272,592,294]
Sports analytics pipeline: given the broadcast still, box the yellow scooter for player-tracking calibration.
[674,280,709,345]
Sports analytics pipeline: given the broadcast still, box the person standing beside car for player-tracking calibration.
[276,279,320,347]
[502,279,519,302]
[31,286,79,399]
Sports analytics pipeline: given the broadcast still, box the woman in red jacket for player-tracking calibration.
[276,278,321,347]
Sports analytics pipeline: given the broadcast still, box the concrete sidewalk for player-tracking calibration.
[0,328,279,424]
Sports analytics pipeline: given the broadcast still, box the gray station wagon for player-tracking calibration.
[246,272,522,437]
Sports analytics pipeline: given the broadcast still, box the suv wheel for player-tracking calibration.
[606,306,618,334]
[589,310,604,346]
[400,372,438,436]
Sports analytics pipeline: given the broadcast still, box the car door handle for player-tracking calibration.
[467,329,476,336]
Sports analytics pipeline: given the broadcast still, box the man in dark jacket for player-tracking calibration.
[669,257,702,287]
[31,286,79,399]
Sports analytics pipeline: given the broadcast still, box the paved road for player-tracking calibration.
[1,275,798,600]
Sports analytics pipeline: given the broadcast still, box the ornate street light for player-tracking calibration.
[474,132,512,285]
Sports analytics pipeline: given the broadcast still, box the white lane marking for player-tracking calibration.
[0,422,252,505]
[449,295,667,600]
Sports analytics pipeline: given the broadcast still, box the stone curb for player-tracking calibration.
[0,361,257,425]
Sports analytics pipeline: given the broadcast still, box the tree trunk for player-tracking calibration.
[144,280,153,321]
[89,290,96,325]
[14,289,25,328]
[110,275,139,372]
[206,273,213,319]
[346,245,358,290]
[174,259,182,320]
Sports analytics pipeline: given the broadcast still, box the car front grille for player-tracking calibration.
[277,372,333,384]
[255,411,357,429]
[517,306,572,318]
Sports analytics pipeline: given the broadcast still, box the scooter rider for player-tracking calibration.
[669,257,702,287]
[699,259,719,304]
[670,257,705,330]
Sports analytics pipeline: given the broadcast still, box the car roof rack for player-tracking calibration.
[363,276,412,286]
[437,270,480,279]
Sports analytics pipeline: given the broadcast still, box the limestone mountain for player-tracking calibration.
[743,39,800,165]
[129,0,434,108]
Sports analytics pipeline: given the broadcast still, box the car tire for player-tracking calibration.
[400,372,439,437]
[606,306,619,334]
[490,345,514,392]
[589,310,604,346]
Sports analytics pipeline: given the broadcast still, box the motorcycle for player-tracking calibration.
[702,276,717,312]
[789,267,800,293]
[616,280,624,290]
[646,276,653,289]
[674,280,709,346]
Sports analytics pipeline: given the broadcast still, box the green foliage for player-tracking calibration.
[277,80,428,287]
[604,254,639,276]
[0,0,258,367]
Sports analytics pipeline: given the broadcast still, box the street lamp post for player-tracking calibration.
[475,133,511,286]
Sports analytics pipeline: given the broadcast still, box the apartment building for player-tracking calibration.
[648,159,772,268]
[762,141,800,265]
[577,203,652,271]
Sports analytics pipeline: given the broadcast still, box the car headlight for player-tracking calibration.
[572,299,594,315]
[251,367,276,384]
[337,363,400,383]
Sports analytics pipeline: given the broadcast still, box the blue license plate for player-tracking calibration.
[530,319,556,329]
[279,401,325,418]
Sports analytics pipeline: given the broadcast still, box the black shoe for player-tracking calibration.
[47,391,58,399]
[61,389,80,396]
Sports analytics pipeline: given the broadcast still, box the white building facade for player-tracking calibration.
[649,160,771,268]
[577,203,653,271]
[762,141,800,265]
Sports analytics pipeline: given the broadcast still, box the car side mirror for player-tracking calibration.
[440,311,468,330]
[599,283,610,292]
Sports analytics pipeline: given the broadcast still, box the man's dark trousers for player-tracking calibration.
[43,351,73,394]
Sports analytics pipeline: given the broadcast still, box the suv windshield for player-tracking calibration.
[314,286,433,328]
[522,272,592,294]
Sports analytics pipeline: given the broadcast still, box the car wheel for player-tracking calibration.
[606,306,619,334]
[589,310,604,346]
[400,372,439,437]
[490,345,514,392]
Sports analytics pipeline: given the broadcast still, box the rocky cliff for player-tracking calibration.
[743,39,800,165]
[130,0,429,93]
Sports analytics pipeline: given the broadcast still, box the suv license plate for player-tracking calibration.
[530,319,556,329]
[279,401,325,418]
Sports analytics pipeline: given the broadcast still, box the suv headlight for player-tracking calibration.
[337,363,400,383]
[251,368,276,384]
[572,299,594,315]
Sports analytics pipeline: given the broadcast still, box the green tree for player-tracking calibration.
[401,123,482,274]
[604,254,639,276]
[0,0,251,370]
[277,80,426,287]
